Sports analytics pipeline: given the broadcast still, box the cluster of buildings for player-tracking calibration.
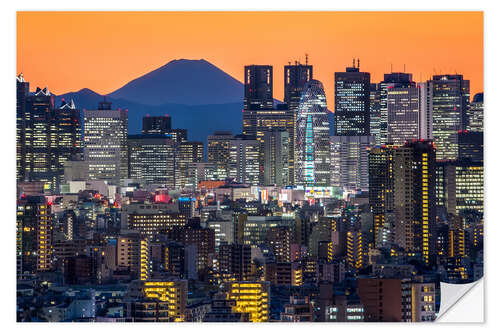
[15,58,483,322]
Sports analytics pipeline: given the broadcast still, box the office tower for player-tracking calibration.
[263,130,289,186]
[370,83,382,145]
[16,195,53,277]
[207,131,233,174]
[16,74,29,182]
[430,74,470,160]
[207,220,234,250]
[265,226,292,262]
[242,105,295,185]
[84,99,128,185]
[369,146,396,249]
[54,100,83,187]
[418,82,433,140]
[295,80,331,186]
[116,231,150,281]
[436,160,483,216]
[165,128,188,143]
[357,278,412,322]
[218,244,252,281]
[378,72,414,144]
[128,135,177,187]
[149,240,196,280]
[228,135,260,185]
[244,65,273,110]
[225,281,270,322]
[125,279,188,322]
[466,92,483,132]
[177,141,204,188]
[458,131,483,163]
[284,61,313,112]
[330,136,374,193]
[236,215,293,247]
[23,87,57,190]
[142,115,172,134]
[394,140,437,265]
[387,85,420,145]
[166,226,215,272]
[334,60,371,136]
[121,202,187,236]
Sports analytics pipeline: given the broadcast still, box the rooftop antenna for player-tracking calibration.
[305,53,309,65]
[391,63,393,72]
[352,58,355,68]
[357,58,360,69]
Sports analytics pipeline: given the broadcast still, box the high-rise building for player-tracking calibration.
[84,99,128,185]
[284,61,313,112]
[295,80,331,186]
[128,135,178,187]
[116,231,150,281]
[166,226,216,272]
[394,140,437,265]
[378,72,414,144]
[263,130,289,186]
[369,83,382,145]
[177,141,204,188]
[330,135,374,193]
[225,281,270,322]
[466,92,483,132]
[228,135,260,185]
[458,130,483,163]
[244,65,273,110]
[22,87,57,190]
[418,82,433,140]
[265,226,292,263]
[17,195,53,278]
[369,145,396,248]
[430,75,470,160]
[387,85,420,145]
[218,244,252,281]
[16,74,29,182]
[242,105,295,185]
[207,131,233,175]
[334,61,371,136]
[142,115,172,135]
[165,128,188,143]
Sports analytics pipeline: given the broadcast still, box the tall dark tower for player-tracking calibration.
[16,74,29,182]
[244,65,273,110]
[284,61,313,112]
[142,115,172,135]
[334,59,371,136]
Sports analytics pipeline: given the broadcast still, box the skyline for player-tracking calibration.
[17,11,483,111]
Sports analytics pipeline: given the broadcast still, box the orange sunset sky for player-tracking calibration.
[17,11,483,110]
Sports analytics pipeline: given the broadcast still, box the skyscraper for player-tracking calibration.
[16,74,29,182]
[418,82,433,140]
[177,141,204,188]
[466,92,483,132]
[330,135,374,193]
[295,80,330,186]
[84,99,128,185]
[207,131,233,177]
[334,60,371,136]
[430,74,470,160]
[394,140,437,265]
[243,65,273,110]
[369,83,382,145]
[387,85,420,145]
[225,281,270,322]
[228,135,260,185]
[284,61,313,113]
[263,130,289,186]
[378,72,415,144]
[128,135,178,187]
[23,87,56,190]
[142,115,172,135]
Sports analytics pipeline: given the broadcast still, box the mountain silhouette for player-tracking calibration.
[108,59,243,106]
